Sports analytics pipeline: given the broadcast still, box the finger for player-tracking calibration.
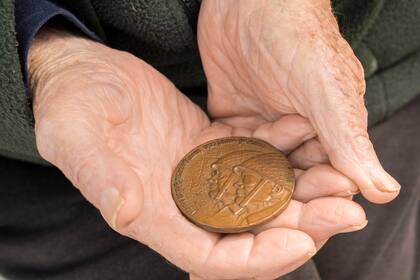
[189,274,204,280]
[315,239,328,251]
[35,120,143,230]
[149,216,315,280]
[252,114,316,153]
[288,138,329,169]
[299,19,400,203]
[308,96,400,203]
[252,197,367,242]
[198,228,315,280]
[293,164,359,202]
[247,229,315,279]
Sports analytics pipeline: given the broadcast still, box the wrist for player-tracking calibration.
[28,26,104,100]
[28,26,115,118]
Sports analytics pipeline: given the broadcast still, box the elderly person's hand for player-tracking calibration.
[198,0,400,204]
[29,27,366,280]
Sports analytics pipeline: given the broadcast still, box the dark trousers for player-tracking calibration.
[1,96,419,280]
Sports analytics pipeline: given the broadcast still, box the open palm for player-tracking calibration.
[31,29,366,279]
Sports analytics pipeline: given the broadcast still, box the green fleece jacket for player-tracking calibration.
[1,0,420,164]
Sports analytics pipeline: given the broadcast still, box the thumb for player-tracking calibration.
[310,99,400,204]
[35,118,143,231]
[300,29,400,204]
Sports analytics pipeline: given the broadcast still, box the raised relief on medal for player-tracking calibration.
[172,137,295,233]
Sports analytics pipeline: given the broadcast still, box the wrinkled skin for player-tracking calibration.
[30,27,366,280]
[198,0,400,205]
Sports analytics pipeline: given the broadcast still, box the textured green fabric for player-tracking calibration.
[1,0,420,163]
[332,0,386,50]
[89,0,205,88]
[334,0,420,124]
[0,0,44,164]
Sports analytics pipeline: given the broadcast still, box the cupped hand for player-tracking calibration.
[29,27,366,280]
[198,0,400,204]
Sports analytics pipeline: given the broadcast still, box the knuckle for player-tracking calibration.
[347,118,368,138]
[353,59,366,97]
[353,134,374,156]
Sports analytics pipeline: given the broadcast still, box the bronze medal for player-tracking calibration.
[171,137,295,233]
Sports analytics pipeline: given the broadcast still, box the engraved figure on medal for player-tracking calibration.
[206,150,292,227]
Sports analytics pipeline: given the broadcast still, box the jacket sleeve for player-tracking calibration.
[0,0,101,164]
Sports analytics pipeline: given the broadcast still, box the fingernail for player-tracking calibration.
[336,190,360,196]
[307,249,317,257]
[369,167,401,193]
[378,171,401,193]
[385,176,401,193]
[348,189,360,195]
[100,187,125,229]
[340,220,368,233]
